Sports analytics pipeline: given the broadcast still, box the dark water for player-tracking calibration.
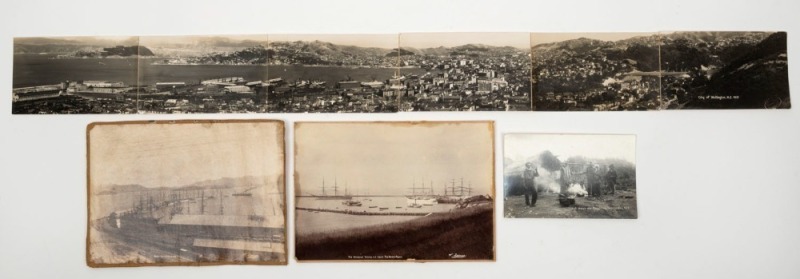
[13,54,138,88]
[13,54,425,88]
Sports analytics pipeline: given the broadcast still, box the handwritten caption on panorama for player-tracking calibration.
[697,95,740,100]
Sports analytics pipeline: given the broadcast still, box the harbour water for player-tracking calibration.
[90,185,284,222]
[13,54,426,88]
[295,196,456,235]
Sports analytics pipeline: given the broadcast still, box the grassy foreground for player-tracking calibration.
[296,205,494,261]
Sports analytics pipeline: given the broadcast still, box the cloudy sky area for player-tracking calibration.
[89,122,283,188]
[139,34,268,47]
[295,122,494,196]
[505,133,636,165]
[401,32,530,49]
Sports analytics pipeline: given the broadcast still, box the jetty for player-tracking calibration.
[296,207,428,216]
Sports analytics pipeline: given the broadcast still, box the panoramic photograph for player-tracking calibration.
[136,35,270,113]
[504,133,637,219]
[294,121,495,261]
[659,31,790,109]
[87,120,286,267]
[531,32,662,111]
[266,34,401,113]
[398,33,532,111]
[12,36,142,114]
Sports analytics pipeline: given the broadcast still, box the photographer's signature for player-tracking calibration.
[448,253,466,259]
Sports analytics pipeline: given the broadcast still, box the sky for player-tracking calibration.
[269,34,399,49]
[14,36,139,46]
[530,32,658,46]
[139,34,269,47]
[89,121,283,188]
[504,133,636,165]
[401,32,530,49]
[295,122,494,196]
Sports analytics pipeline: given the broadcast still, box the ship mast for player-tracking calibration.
[333,176,339,197]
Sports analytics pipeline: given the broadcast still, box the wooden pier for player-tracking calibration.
[296,207,429,216]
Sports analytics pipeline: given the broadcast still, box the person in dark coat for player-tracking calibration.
[586,162,600,197]
[606,164,617,195]
[522,162,539,206]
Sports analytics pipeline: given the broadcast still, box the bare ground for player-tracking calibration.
[504,190,637,219]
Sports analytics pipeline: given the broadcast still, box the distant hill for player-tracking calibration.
[532,37,613,52]
[704,32,790,108]
[662,31,769,44]
[403,44,528,57]
[96,176,272,195]
[67,45,154,58]
[181,46,271,64]
[269,40,392,65]
[533,35,660,72]
[96,184,148,195]
[387,48,415,57]
[185,176,268,189]
[14,37,140,54]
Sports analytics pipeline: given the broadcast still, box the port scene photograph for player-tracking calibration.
[87,120,286,266]
[294,121,495,261]
[503,134,637,219]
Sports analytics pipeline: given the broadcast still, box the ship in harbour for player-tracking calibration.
[436,178,473,204]
[406,179,438,207]
[313,177,352,200]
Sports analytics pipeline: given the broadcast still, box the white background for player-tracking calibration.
[1,0,799,278]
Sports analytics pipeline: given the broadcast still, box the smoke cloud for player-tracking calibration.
[538,150,562,172]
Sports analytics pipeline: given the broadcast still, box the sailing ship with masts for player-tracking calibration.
[313,177,353,200]
[406,178,438,207]
[436,177,473,204]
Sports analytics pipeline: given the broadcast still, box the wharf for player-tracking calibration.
[296,207,429,216]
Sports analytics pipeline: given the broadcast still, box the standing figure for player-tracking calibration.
[606,164,617,195]
[586,162,599,197]
[522,162,539,207]
[557,163,576,206]
[559,163,571,195]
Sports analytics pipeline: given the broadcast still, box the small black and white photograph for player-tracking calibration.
[531,32,662,111]
[504,133,637,219]
[294,121,495,261]
[659,31,790,109]
[398,33,533,111]
[265,34,401,113]
[136,35,270,113]
[87,120,286,267]
[12,36,142,114]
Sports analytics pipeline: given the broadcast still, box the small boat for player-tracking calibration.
[368,206,378,208]
[395,206,402,209]
[379,207,389,211]
[342,200,362,207]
